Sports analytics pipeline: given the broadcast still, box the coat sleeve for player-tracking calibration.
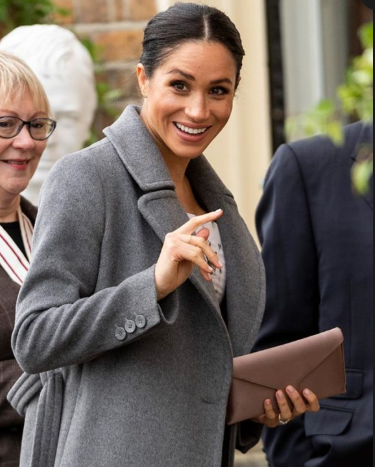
[12,155,179,375]
[254,143,320,351]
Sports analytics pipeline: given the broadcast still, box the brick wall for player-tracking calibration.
[53,0,157,135]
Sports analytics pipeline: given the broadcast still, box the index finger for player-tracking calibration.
[178,210,223,235]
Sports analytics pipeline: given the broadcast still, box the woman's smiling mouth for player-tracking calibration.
[1,159,31,170]
[174,123,210,135]
[173,123,212,144]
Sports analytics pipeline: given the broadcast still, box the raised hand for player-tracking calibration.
[155,210,224,301]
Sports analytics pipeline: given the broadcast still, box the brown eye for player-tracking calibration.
[210,87,229,96]
[172,81,189,92]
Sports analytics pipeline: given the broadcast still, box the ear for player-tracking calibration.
[137,64,149,98]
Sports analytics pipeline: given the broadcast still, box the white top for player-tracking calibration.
[188,214,227,304]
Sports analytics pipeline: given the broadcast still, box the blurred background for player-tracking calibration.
[0,0,372,236]
[0,1,372,465]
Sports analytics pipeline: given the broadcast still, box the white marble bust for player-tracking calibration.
[0,25,97,205]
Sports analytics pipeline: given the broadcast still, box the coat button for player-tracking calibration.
[125,320,136,334]
[135,315,147,329]
[115,326,127,341]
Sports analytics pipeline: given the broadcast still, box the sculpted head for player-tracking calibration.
[0,25,97,203]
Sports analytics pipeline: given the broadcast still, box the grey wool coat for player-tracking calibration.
[9,106,266,467]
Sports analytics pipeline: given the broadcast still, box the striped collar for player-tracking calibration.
[0,206,33,286]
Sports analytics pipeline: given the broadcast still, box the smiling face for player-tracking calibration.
[138,41,238,162]
[0,91,47,200]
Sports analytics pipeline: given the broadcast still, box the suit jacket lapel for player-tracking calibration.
[350,122,374,211]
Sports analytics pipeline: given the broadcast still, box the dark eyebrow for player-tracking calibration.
[168,69,195,81]
[167,69,234,86]
[210,78,234,86]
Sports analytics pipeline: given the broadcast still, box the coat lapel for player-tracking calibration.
[187,159,266,357]
[137,191,221,315]
[104,106,265,354]
[21,197,38,225]
[104,106,220,315]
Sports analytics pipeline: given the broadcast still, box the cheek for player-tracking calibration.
[220,98,234,118]
[32,143,47,164]
[149,94,178,120]
[212,100,234,131]
[0,140,13,155]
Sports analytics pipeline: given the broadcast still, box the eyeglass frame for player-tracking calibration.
[0,116,57,141]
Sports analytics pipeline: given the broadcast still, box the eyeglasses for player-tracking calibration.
[0,116,57,141]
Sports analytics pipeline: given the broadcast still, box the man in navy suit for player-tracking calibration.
[255,122,373,467]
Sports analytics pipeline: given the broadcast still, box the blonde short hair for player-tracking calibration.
[0,51,51,116]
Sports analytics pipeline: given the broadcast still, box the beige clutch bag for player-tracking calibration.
[227,328,346,425]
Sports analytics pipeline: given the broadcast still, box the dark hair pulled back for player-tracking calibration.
[140,2,245,87]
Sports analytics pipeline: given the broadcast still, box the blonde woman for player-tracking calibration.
[0,51,56,465]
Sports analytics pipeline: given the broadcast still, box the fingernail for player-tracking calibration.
[265,399,272,406]
[218,262,224,268]
[215,209,223,213]
[304,389,311,396]
[277,391,285,400]
[287,386,296,394]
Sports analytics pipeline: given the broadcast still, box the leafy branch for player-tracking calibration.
[287,23,373,194]
[0,0,69,36]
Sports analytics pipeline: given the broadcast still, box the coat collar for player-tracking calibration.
[103,106,175,193]
[21,197,37,224]
[104,106,264,355]
[104,106,228,315]
[103,106,234,198]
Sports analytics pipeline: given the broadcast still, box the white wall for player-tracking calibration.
[281,0,349,128]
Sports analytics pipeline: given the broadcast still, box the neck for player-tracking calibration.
[161,150,190,189]
[0,195,21,223]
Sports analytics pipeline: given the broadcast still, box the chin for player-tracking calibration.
[176,151,203,160]
[173,143,210,159]
[8,183,29,197]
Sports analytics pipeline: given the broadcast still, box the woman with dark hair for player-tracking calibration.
[10,4,319,467]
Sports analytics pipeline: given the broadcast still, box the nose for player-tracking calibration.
[12,125,36,150]
[185,94,211,122]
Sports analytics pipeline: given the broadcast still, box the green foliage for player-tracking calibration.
[287,22,374,193]
[0,0,69,36]
[352,159,373,195]
[338,23,374,123]
[80,39,123,145]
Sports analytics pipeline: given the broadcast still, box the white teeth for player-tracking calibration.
[175,123,208,135]
[6,161,28,165]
